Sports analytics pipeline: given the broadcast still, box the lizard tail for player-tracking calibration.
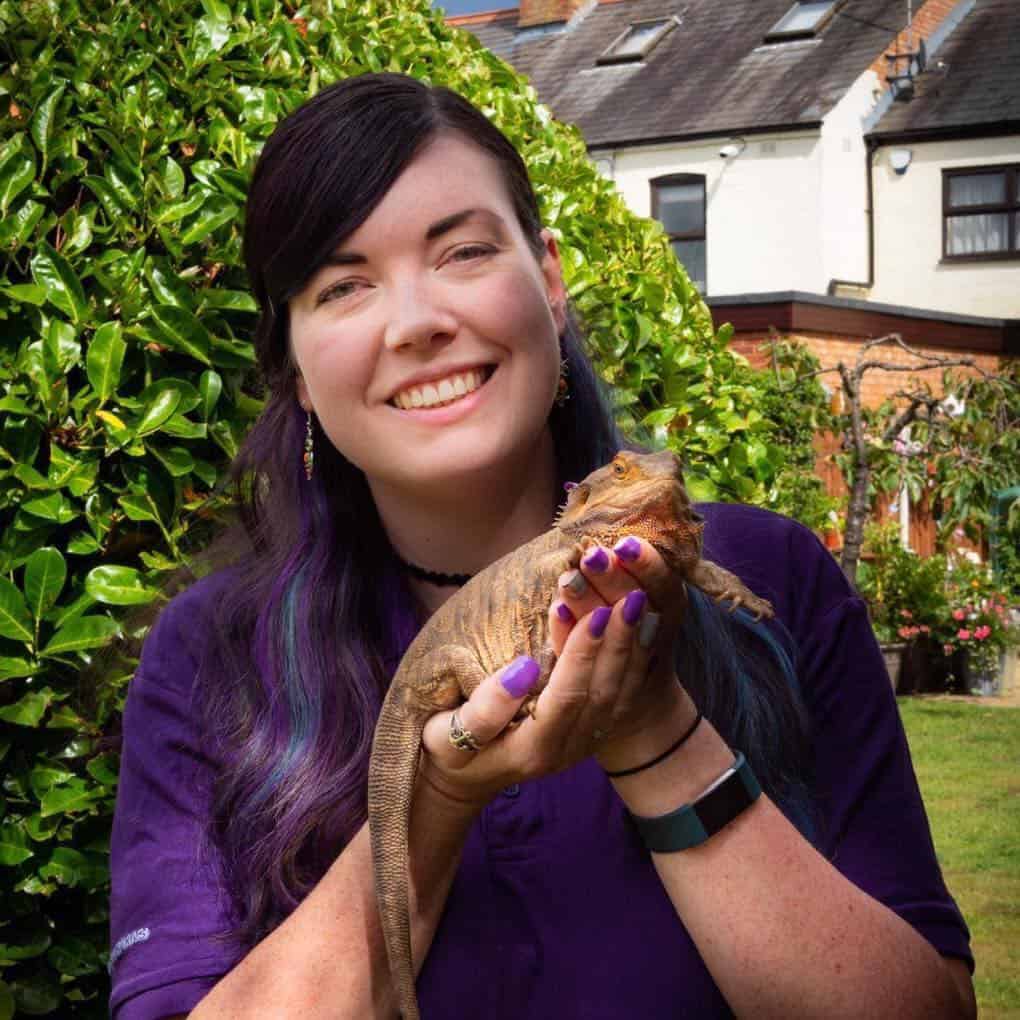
[368,702,424,1020]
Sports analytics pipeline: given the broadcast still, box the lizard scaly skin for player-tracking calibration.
[367,450,773,1020]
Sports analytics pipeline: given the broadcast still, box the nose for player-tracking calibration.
[383,277,458,351]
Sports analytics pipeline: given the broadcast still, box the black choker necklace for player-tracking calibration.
[396,555,473,587]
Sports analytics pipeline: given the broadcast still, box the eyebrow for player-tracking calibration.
[320,208,507,267]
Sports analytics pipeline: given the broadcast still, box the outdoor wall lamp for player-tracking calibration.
[889,148,913,175]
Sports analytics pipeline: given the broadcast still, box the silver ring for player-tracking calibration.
[449,710,483,752]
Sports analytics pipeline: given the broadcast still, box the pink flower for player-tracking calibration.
[920,625,931,634]
[952,609,966,621]
[900,609,913,619]
[958,628,971,640]
[975,626,991,640]
[943,644,955,656]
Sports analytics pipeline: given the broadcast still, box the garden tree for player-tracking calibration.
[777,333,1017,585]
[0,0,802,1014]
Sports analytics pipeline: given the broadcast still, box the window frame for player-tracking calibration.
[597,17,676,65]
[650,173,707,292]
[942,163,1020,263]
[764,0,842,43]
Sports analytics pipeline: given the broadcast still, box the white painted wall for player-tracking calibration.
[818,69,880,288]
[604,132,828,296]
[870,136,1020,317]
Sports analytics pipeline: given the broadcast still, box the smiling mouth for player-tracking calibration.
[390,366,495,410]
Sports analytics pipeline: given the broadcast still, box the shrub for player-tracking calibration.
[0,1,787,1014]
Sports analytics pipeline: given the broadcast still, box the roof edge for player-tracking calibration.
[587,121,823,152]
[867,120,1020,146]
[707,290,1014,329]
[446,6,519,26]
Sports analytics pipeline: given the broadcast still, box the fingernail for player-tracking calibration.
[555,601,575,623]
[589,606,612,638]
[583,547,610,573]
[561,570,587,595]
[638,611,661,649]
[502,656,540,698]
[614,536,641,562]
[622,589,646,626]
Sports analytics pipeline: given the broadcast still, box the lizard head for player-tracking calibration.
[555,450,704,573]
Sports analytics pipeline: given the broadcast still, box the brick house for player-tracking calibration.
[450,0,1019,549]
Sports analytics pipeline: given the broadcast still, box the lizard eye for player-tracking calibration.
[612,459,627,478]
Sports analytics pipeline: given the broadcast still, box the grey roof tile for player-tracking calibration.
[457,0,915,145]
[870,0,1020,137]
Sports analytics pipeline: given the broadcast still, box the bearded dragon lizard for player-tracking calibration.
[367,449,773,1020]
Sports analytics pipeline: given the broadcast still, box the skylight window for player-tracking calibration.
[765,1,839,41]
[598,18,676,64]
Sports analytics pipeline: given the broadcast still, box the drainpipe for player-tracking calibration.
[828,136,878,294]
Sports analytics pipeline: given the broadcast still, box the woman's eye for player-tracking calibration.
[446,244,494,264]
[317,279,360,305]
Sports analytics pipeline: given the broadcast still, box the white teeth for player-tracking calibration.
[393,369,488,410]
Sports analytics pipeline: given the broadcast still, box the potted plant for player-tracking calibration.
[938,554,1019,695]
[856,523,948,692]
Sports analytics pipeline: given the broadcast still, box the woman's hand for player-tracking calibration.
[418,536,692,806]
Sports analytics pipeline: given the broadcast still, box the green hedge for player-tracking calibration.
[0,1,794,1014]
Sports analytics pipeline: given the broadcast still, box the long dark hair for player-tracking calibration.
[200,73,812,947]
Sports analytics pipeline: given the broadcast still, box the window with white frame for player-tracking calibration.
[651,174,706,293]
[598,19,675,64]
[943,165,1020,260]
[765,1,840,41]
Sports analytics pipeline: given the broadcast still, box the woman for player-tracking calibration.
[109,74,975,1019]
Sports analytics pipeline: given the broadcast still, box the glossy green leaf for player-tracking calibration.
[0,199,44,252]
[0,689,53,728]
[0,825,33,867]
[0,658,35,681]
[41,616,119,656]
[202,289,257,312]
[84,566,157,606]
[151,445,195,477]
[20,493,78,525]
[24,548,66,620]
[86,322,127,404]
[0,135,35,217]
[179,194,238,245]
[198,369,223,419]
[149,305,212,364]
[0,578,33,643]
[29,83,66,172]
[40,779,98,818]
[43,318,80,377]
[135,387,182,437]
[0,283,46,306]
[66,532,101,556]
[30,242,88,324]
[162,156,185,198]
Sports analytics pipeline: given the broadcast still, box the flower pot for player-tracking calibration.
[900,636,953,695]
[879,642,906,692]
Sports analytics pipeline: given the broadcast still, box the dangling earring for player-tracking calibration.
[555,357,570,407]
[303,411,315,480]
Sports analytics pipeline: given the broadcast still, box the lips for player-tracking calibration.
[390,366,493,410]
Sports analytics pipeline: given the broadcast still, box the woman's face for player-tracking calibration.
[289,132,566,495]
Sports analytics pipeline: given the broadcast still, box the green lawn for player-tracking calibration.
[899,698,1020,1019]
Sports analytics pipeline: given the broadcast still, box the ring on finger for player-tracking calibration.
[449,710,484,752]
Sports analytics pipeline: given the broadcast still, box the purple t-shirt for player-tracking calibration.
[109,505,972,1018]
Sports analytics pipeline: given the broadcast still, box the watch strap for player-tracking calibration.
[630,751,762,853]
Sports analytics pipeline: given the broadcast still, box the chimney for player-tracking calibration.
[518,0,587,28]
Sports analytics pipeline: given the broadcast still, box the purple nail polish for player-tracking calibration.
[622,589,646,626]
[564,481,577,491]
[555,601,575,623]
[589,606,612,638]
[614,536,641,562]
[583,547,610,573]
[502,655,540,698]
